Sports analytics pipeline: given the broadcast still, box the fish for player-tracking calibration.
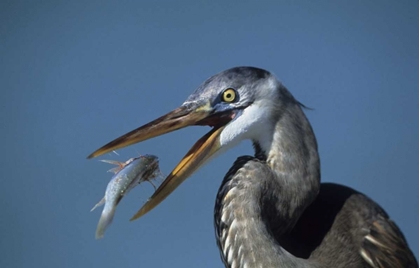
[91,154,160,239]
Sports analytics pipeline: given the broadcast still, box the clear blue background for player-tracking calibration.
[1,1,418,267]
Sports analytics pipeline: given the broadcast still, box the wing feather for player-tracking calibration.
[361,216,418,268]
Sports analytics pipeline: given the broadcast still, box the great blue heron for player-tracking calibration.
[88,67,417,267]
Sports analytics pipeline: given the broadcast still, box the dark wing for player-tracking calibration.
[278,183,418,268]
[360,215,418,268]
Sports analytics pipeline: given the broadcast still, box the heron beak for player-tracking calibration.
[87,101,234,220]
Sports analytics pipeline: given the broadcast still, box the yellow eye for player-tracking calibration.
[222,88,236,102]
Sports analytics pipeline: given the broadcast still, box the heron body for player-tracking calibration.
[88,67,417,267]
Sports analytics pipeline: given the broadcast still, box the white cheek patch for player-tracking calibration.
[219,102,274,154]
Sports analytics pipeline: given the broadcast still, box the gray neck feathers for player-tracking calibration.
[214,103,320,267]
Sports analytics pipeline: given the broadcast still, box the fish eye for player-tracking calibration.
[221,88,237,103]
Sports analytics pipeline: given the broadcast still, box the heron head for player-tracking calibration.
[88,67,295,219]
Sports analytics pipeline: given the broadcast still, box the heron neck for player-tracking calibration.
[214,104,320,267]
[265,103,321,228]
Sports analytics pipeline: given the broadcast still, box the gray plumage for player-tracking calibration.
[188,67,417,267]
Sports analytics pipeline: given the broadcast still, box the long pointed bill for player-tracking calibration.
[88,101,234,220]
[87,103,213,159]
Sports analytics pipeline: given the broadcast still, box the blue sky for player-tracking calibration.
[1,1,418,267]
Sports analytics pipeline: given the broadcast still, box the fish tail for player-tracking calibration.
[95,205,117,239]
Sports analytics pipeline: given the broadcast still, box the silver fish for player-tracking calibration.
[91,154,160,239]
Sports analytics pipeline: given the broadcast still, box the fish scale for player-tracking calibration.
[91,154,160,239]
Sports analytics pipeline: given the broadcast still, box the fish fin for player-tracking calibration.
[100,159,124,166]
[107,166,123,174]
[95,205,117,239]
[91,197,105,212]
[100,160,126,174]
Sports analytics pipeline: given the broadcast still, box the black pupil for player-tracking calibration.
[226,93,231,99]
